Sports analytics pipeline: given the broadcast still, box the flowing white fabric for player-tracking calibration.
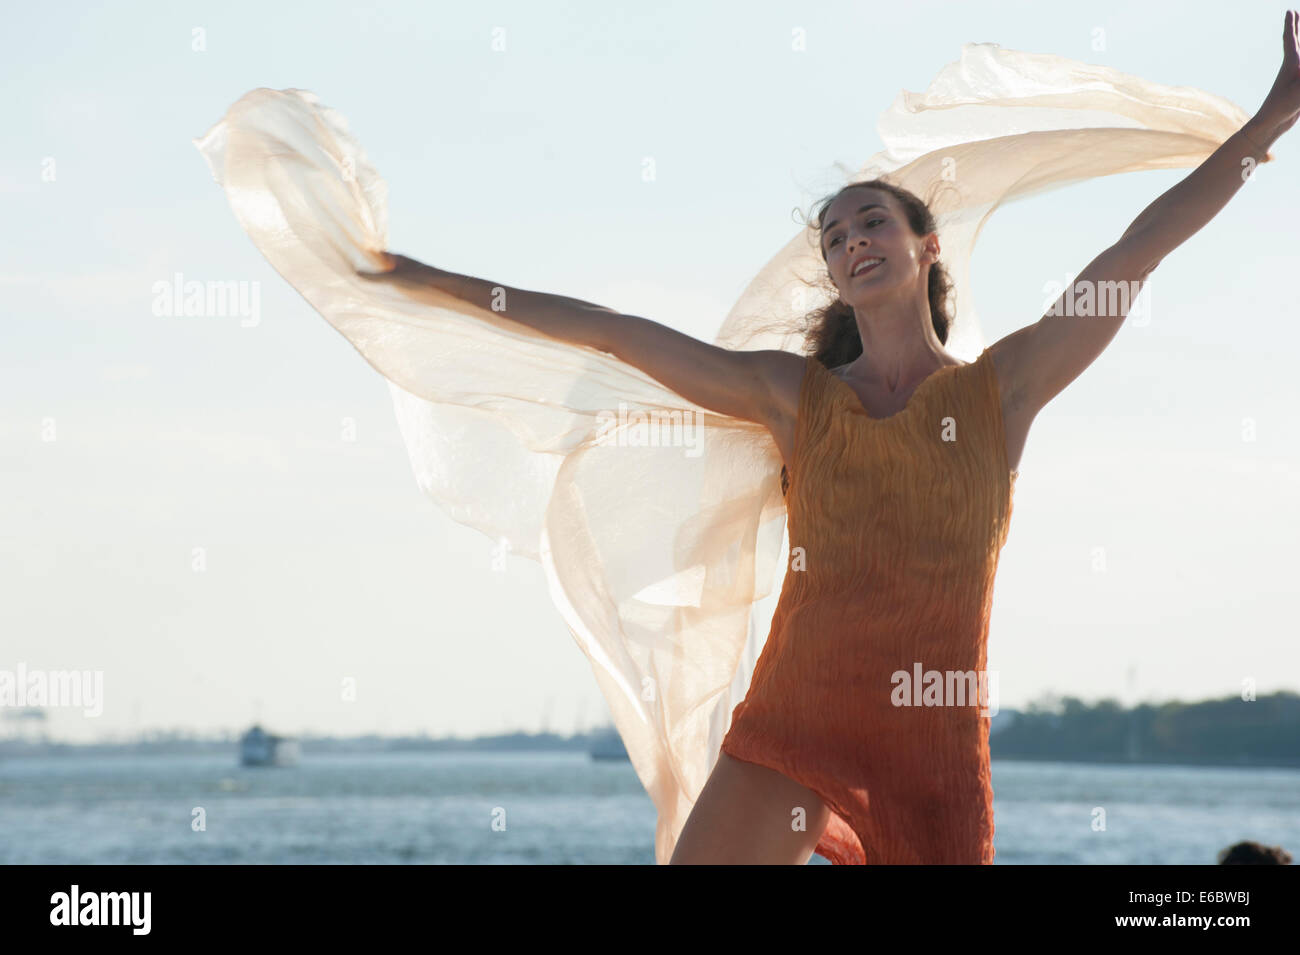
[194,42,1253,863]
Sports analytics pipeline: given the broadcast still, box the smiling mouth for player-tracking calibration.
[851,259,884,278]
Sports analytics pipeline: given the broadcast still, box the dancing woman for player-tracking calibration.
[356,15,1299,865]
[193,18,1299,865]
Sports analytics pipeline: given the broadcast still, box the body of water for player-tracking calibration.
[1,752,1294,864]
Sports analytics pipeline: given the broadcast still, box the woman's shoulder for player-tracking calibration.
[753,348,815,416]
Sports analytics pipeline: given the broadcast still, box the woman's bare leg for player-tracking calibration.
[669,751,831,864]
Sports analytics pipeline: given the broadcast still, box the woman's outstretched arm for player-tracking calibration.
[992,10,1300,418]
[357,253,800,427]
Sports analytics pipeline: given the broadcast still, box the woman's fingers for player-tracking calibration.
[355,252,435,290]
[356,250,398,279]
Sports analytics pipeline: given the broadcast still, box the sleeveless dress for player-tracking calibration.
[719,347,1019,864]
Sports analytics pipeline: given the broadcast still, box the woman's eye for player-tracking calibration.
[829,218,883,249]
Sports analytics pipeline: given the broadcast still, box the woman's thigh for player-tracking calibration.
[669,751,831,864]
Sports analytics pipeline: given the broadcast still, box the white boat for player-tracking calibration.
[239,724,299,767]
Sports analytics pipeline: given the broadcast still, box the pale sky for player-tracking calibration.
[3,0,1298,743]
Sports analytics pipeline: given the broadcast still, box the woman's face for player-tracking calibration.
[819,188,937,306]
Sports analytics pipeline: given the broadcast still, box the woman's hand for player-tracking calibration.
[356,251,436,288]
[1253,10,1300,138]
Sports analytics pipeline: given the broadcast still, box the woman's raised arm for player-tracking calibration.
[993,10,1300,419]
[358,252,801,427]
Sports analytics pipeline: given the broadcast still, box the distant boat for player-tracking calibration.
[588,727,629,761]
[239,724,299,767]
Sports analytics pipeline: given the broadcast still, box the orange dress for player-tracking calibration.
[719,346,1018,864]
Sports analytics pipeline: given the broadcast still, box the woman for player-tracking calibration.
[197,20,1299,864]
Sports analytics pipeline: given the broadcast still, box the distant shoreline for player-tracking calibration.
[2,737,1298,772]
[989,753,1300,771]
